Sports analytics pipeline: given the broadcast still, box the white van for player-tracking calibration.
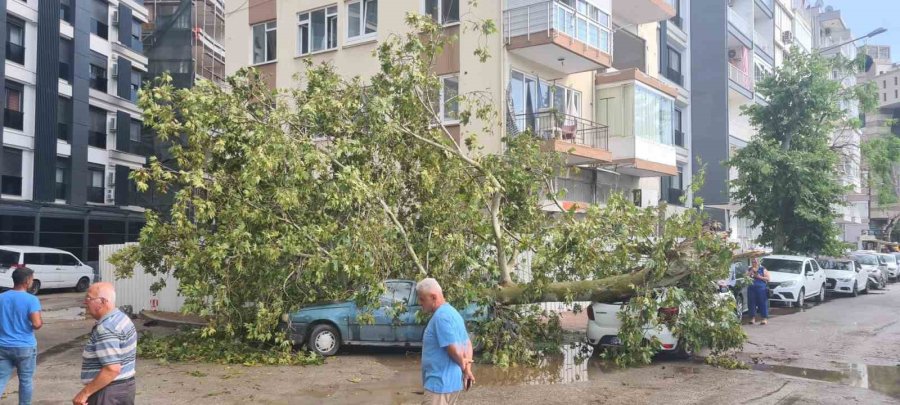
[0,246,94,294]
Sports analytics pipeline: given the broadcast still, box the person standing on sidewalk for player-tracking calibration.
[416,278,474,405]
[73,282,136,405]
[746,258,770,325]
[0,267,43,405]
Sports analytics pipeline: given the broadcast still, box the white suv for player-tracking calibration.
[877,253,899,281]
[818,258,868,297]
[0,246,94,294]
[761,255,826,308]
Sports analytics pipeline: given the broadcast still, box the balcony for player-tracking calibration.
[4,109,23,130]
[90,77,107,93]
[504,1,612,75]
[753,30,773,59]
[6,42,24,65]
[58,123,70,141]
[596,68,679,177]
[612,0,676,25]
[89,131,107,149]
[728,63,753,93]
[728,7,752,39]
[511,111,611,166]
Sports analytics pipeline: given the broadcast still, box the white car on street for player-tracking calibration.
[0,246,94,294]
[586,299,693,359]
[818,258,868,297]
[877,253,899,281]
[761,255,826,308]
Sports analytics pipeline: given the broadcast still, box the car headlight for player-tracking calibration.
[779,280,797,287]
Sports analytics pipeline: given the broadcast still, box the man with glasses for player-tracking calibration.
[73,282,136,405]
[0,267,42,405]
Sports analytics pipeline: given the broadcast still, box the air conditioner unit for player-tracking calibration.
[107,172,116,187]
[111,62,118,78]
[108,116,117,133]
[782,31,793,44]
[105,187,115,204]
[728,49,741,61]
[112,11,119,26]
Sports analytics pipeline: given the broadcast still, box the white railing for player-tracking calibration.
[729,63,753,91]
[504,1,612,54]
[727,6,751,37]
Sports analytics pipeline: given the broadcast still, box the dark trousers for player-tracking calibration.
[88,378,135,405]
[747,286,769,319]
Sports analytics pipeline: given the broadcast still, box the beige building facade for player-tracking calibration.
[224,0,687,211]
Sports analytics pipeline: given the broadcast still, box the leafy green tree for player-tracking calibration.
[114,15,744,366]
[861,128,900,238]
[727,49,875,254]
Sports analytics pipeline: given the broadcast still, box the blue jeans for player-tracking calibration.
[0,346,37,405]
[747,286,769,319]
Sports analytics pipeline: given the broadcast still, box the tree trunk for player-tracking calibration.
[881,215,900,241]
[773,218,786,253]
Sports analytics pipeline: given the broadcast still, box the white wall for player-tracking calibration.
[99,243,185,313]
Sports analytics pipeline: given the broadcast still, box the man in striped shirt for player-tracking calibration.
[73,282,136,405]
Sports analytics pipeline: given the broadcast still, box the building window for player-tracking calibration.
[60,0,73,23]
[130,119,141,142]
[597,83,673,145]
[131,18,143,52]
[59,38,73,82]
[666,46,682,85]
[424,0,459,25]
[58,97,72,141]
[251,21,277,64]
[92,0,109,39]
[55,158,69,201]
[4,81,24,131]
[89,107,107,149]
[347,0,377,41]
[884,93,888,102]
[438,75,459,122]
[670,0,682,28]
[89,64,108,92]
[130,69,141,103]
[1,147,23,196]
[895,77,898,86]
[895,89,898,99]
[87,167,105,204]
[6,18,25,65]
[661,167,685,205]
[674,108,683,147]
[297,6,338,56]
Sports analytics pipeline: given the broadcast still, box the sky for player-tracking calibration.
[825,0,900,62]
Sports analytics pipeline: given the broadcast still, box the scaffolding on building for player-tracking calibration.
[142,0,225,87]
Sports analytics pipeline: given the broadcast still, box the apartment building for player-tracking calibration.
[691,0,818,249]
[0,0,149,265]
[224,0,691,212]
[144,0,225,87]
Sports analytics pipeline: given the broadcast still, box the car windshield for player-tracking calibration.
[819,260,851,271]
[0,249,18,267]
[852,254,878,265]
[877,256,888,265]
[761,258,802,274]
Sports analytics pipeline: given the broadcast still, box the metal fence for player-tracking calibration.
[99,243,185,313]
[512,111,609,150]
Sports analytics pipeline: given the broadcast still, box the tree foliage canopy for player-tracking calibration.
[113,15,743,366]
[727,49,875,254]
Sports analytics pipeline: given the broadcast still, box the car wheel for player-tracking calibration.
[28,280,40,295]
[75,277,90,293]
[673,339,694,360]
[796,289,805,308]
[307,324,341,357]
[880,278,887,289]
[816,285,826,303]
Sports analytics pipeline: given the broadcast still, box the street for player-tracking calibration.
[0,287,896,404]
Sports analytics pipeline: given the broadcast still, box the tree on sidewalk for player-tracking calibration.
[727,49,875,254]
[861,130,900,238]
[114,13,745,367]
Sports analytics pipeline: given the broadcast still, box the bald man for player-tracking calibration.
[73,282,136,405]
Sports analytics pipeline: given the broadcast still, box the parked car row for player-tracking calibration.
[0,245,94,294]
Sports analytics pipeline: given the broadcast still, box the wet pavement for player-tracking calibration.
[754,362,900,399]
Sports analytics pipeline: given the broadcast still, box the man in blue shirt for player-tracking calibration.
[416,278,473,405]
[0,267,43,405]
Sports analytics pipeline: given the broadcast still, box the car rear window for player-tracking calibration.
[0,250,19,267]
[761,258,802,274]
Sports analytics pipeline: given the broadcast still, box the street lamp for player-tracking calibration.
[818,27,887,54]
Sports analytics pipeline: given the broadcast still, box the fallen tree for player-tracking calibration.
[113,13,746,367]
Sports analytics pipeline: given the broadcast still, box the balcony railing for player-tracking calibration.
[88,131,107,149]
[87,186,104,203]
[6,42,24,65]
[4,109,23,130]
[728,63,753,91]
[512,111,609,151]
[504,1,612,54]
[727,6,751,37]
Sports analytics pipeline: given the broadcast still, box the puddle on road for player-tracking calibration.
[754,362,900,399]
[374,343,625,387]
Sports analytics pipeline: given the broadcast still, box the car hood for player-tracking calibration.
[768,271,802,283]
[824,269,855,278]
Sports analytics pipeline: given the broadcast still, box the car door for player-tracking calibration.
[57,253,82,288]
[854,261,867,289]
[396,282,427,343]
[358,281,412,342]
[24,253,58,287]
[802,260,816,297]
[811,259,825,294]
